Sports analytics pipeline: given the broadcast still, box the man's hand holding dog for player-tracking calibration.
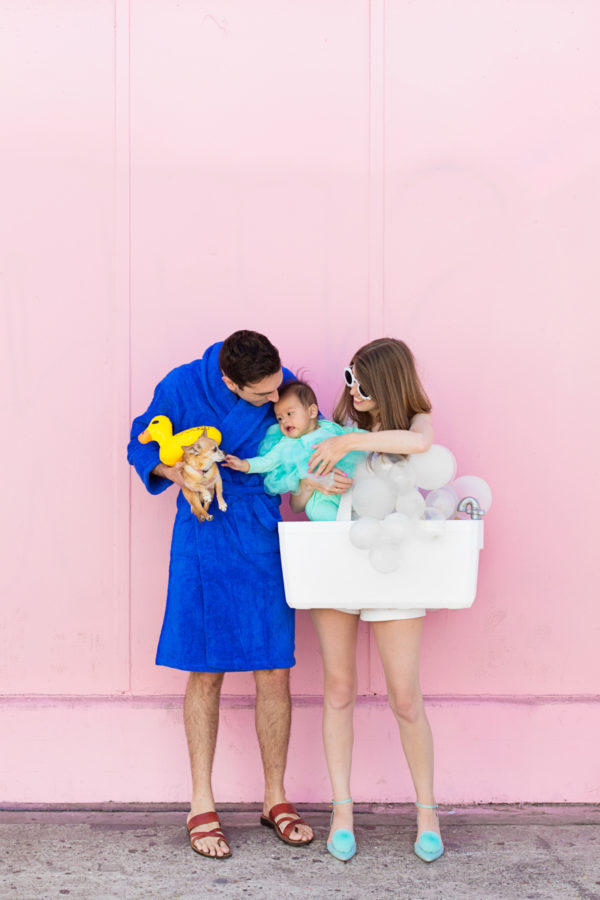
[152,462,188,487]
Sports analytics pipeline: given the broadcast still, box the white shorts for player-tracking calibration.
[335,607,426,622]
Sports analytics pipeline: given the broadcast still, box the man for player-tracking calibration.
[127,331,313,859]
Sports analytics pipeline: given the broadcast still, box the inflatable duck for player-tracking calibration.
[138,415,222,466]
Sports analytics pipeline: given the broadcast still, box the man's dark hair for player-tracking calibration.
[219,330,281,387]
[277,379,318,409]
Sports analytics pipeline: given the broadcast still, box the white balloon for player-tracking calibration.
[409,444,457,491]
[352,460,371,483]
[425,487,458,520]
[352,477,396,520]
[388,460,417,495]
[382,512,411,542]
[451,475,493,513]
[395,489,426,519]
[349,517,384,550]
[369,542,402,574]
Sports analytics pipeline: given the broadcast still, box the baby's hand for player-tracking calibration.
[223,454,250,473]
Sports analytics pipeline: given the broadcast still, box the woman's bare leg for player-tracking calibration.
[371,617,441,840]
[310,609,359,840]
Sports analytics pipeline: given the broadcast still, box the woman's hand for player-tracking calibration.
[308,435,352,477]
[289,470,353,513]
[309,470,353,496]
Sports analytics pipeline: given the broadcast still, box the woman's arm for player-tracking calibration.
[309,413,434,476]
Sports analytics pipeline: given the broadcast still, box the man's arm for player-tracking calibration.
[151,461,188,487]
[127,373,183,494]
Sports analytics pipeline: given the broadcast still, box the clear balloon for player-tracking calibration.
[450,475,493,513]
[372,454,395,477]
[369,542,402,574]
[388,460,417,495]
[308,471,335,488]
[382,512,411,542]
[395,489,426,519]
[424,487,458,520]
[409,444,457,491]
[349,517,384,550]
[352,476,397,520]
[422,507,445,521]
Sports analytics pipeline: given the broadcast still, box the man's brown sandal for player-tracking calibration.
[187,811,232,859]
[260,802,314,846]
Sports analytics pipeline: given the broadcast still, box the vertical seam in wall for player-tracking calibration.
[126,0,133,696]
[368,0,386,345]
[381,0,386,335]
[367,0,372,344]
[115,0,133,695]
[366,0,387,692]
[366,0,372,692]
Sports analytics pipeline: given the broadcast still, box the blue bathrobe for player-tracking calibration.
[127,342,296,673]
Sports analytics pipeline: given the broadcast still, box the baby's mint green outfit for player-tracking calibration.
[247,420,366,521]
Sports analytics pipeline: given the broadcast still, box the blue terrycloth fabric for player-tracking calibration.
[127,342,296,673]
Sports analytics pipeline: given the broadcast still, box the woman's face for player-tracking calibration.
[349,381,378,417]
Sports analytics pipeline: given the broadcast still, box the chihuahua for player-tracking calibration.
[179,430,227,523]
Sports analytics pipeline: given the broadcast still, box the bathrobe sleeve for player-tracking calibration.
[126,371,184,495]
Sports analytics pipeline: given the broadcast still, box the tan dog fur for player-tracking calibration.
[179,430,227,523]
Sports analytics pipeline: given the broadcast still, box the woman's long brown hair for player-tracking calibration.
[333,338,432,431]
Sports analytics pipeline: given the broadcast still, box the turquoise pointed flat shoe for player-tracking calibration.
[327,799,356,862]
[414,802,444,862]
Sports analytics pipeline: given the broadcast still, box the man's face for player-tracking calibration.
[222,369,284,406]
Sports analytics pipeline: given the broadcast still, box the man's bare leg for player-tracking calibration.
[184,671,230,857]
[254,668,313,843]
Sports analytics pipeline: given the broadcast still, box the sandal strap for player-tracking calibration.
[331,798,353,805]
[188,811,221,831]
[280,816,308,838]
[415,802,439,809]
[189,827,226,842]
[267,802,298,820]
[267,802,306,838]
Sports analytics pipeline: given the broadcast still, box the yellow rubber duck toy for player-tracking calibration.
[138,415,222,467]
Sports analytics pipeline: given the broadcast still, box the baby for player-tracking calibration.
[224,380,365,521]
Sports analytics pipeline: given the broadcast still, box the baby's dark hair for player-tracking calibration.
[277,379,318,408]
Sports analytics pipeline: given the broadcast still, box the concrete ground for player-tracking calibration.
[0,805,599,900]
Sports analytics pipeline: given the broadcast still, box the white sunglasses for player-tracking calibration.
[343,365,372,401]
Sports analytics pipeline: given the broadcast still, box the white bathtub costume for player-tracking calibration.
[336,458,425,621]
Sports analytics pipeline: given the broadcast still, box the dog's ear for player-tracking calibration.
[200,427,207,437]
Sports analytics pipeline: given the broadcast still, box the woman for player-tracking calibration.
[290,338,443,863]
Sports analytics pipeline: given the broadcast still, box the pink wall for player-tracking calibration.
[1,1,599,804]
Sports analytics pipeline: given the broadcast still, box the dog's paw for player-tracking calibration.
[206,514,214,521]
[218,502,228,512]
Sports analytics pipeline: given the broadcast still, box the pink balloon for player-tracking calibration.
[451,475,492,513]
